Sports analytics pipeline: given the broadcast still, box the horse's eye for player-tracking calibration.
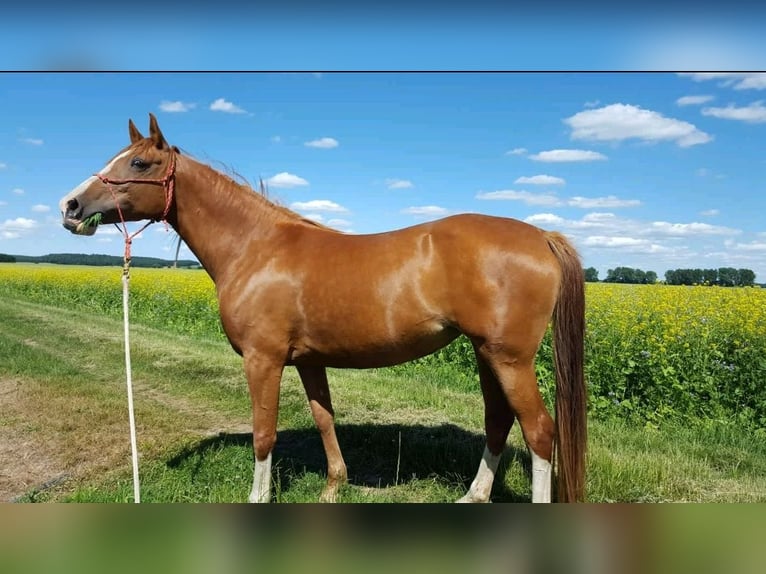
[131,157,148,170]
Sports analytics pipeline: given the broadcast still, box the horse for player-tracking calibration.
[59,114,586,503]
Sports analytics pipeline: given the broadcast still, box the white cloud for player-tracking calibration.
[568,195,641,209]
[524,213,565,226]
[304,137,339,149]
[12,188,24,195]
[0,162,6,170]
[526,211,742,243]
[676,95,714,106]
[733,75,766,90]
[267,172,309,188]
[0,200,6,206]
[514,175,565,186]
[564,103,712,147]
[1,217,37,238]
[680,72,766,91]
[505,147,527,156]
[386,179,414,189]
[475,190,562,206]
[31,204,50,213]
[701,101,766,123]
[528,149,607,162]
[159,100,196,112]
[650,221,740,237]
[731,241,766,252]
[401,205,449,217]
[327,218,352,229]
[584,100,601,108]
[584,236,648,248]
[21,137,44,146]
[291,199,348,213]
[583,235,670,254]
[699,209,720,217]
[271,136,282,143]
[209,98,246,114]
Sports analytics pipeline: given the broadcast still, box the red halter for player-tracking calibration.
[95,153,176,265]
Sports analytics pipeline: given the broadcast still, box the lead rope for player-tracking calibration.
[121,262,141,503]
[98,154,176,504]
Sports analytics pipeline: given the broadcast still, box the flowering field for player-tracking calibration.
[1,263,764,429]
[0,264,222,338]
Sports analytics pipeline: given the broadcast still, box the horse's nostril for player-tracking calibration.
[67,198,79,212]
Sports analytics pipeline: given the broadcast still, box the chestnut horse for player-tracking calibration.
[60,114,586,503]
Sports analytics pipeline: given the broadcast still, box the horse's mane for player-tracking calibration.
[178,147,338,232]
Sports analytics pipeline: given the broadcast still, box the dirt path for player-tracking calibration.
[0,378,70,501]
[0,299,253,502]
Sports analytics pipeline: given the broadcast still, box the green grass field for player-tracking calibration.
[2,291,765,503]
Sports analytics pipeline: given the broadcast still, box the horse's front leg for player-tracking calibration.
[243,351,284,503]
[297,365,347,502]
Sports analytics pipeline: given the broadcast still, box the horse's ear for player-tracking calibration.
[148,113,168,149]
[128,119,144,143]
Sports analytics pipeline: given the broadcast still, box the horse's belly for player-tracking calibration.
[289,321,461,369]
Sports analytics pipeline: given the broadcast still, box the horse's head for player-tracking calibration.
[60,113,178,236]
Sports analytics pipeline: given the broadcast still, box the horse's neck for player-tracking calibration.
[170,157,289,281]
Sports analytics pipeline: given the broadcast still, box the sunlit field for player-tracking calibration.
[1,263,765,430]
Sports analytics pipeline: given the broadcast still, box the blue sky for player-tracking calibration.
[2,73,766,280]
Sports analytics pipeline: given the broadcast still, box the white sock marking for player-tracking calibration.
[530,450,552,503]
[457,446,501,503]
[248,452,272,503]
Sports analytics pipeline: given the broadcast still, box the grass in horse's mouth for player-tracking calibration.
[76,212,102,233]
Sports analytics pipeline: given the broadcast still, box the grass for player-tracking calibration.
[2,296,765,503]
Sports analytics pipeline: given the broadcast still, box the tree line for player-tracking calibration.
[584,266,757,287]
[1,252,200,268]
[664,267,755,287]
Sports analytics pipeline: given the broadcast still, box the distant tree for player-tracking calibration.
[605,266,656,284]
[737,268,756,287]
[702,268,718,285]
[718,267,738,287]
[0,253,16,263]
[664,266,755,287]
[5,252,199,268]
[584,267,599,282]
[665,269,678,285]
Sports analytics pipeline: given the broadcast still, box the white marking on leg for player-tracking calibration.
[248,452,272,503]
[530,449,552,503]
[456,446,501,503]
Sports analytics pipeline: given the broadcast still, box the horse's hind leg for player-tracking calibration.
[486,355,554,503]
[457,351,515,503]
[297,365,348,502]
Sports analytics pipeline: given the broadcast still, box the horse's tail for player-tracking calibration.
[544,231,587,502]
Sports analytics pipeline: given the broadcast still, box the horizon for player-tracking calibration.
[2,73,765,281]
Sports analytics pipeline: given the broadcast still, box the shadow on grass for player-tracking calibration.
[167,423,531,502]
